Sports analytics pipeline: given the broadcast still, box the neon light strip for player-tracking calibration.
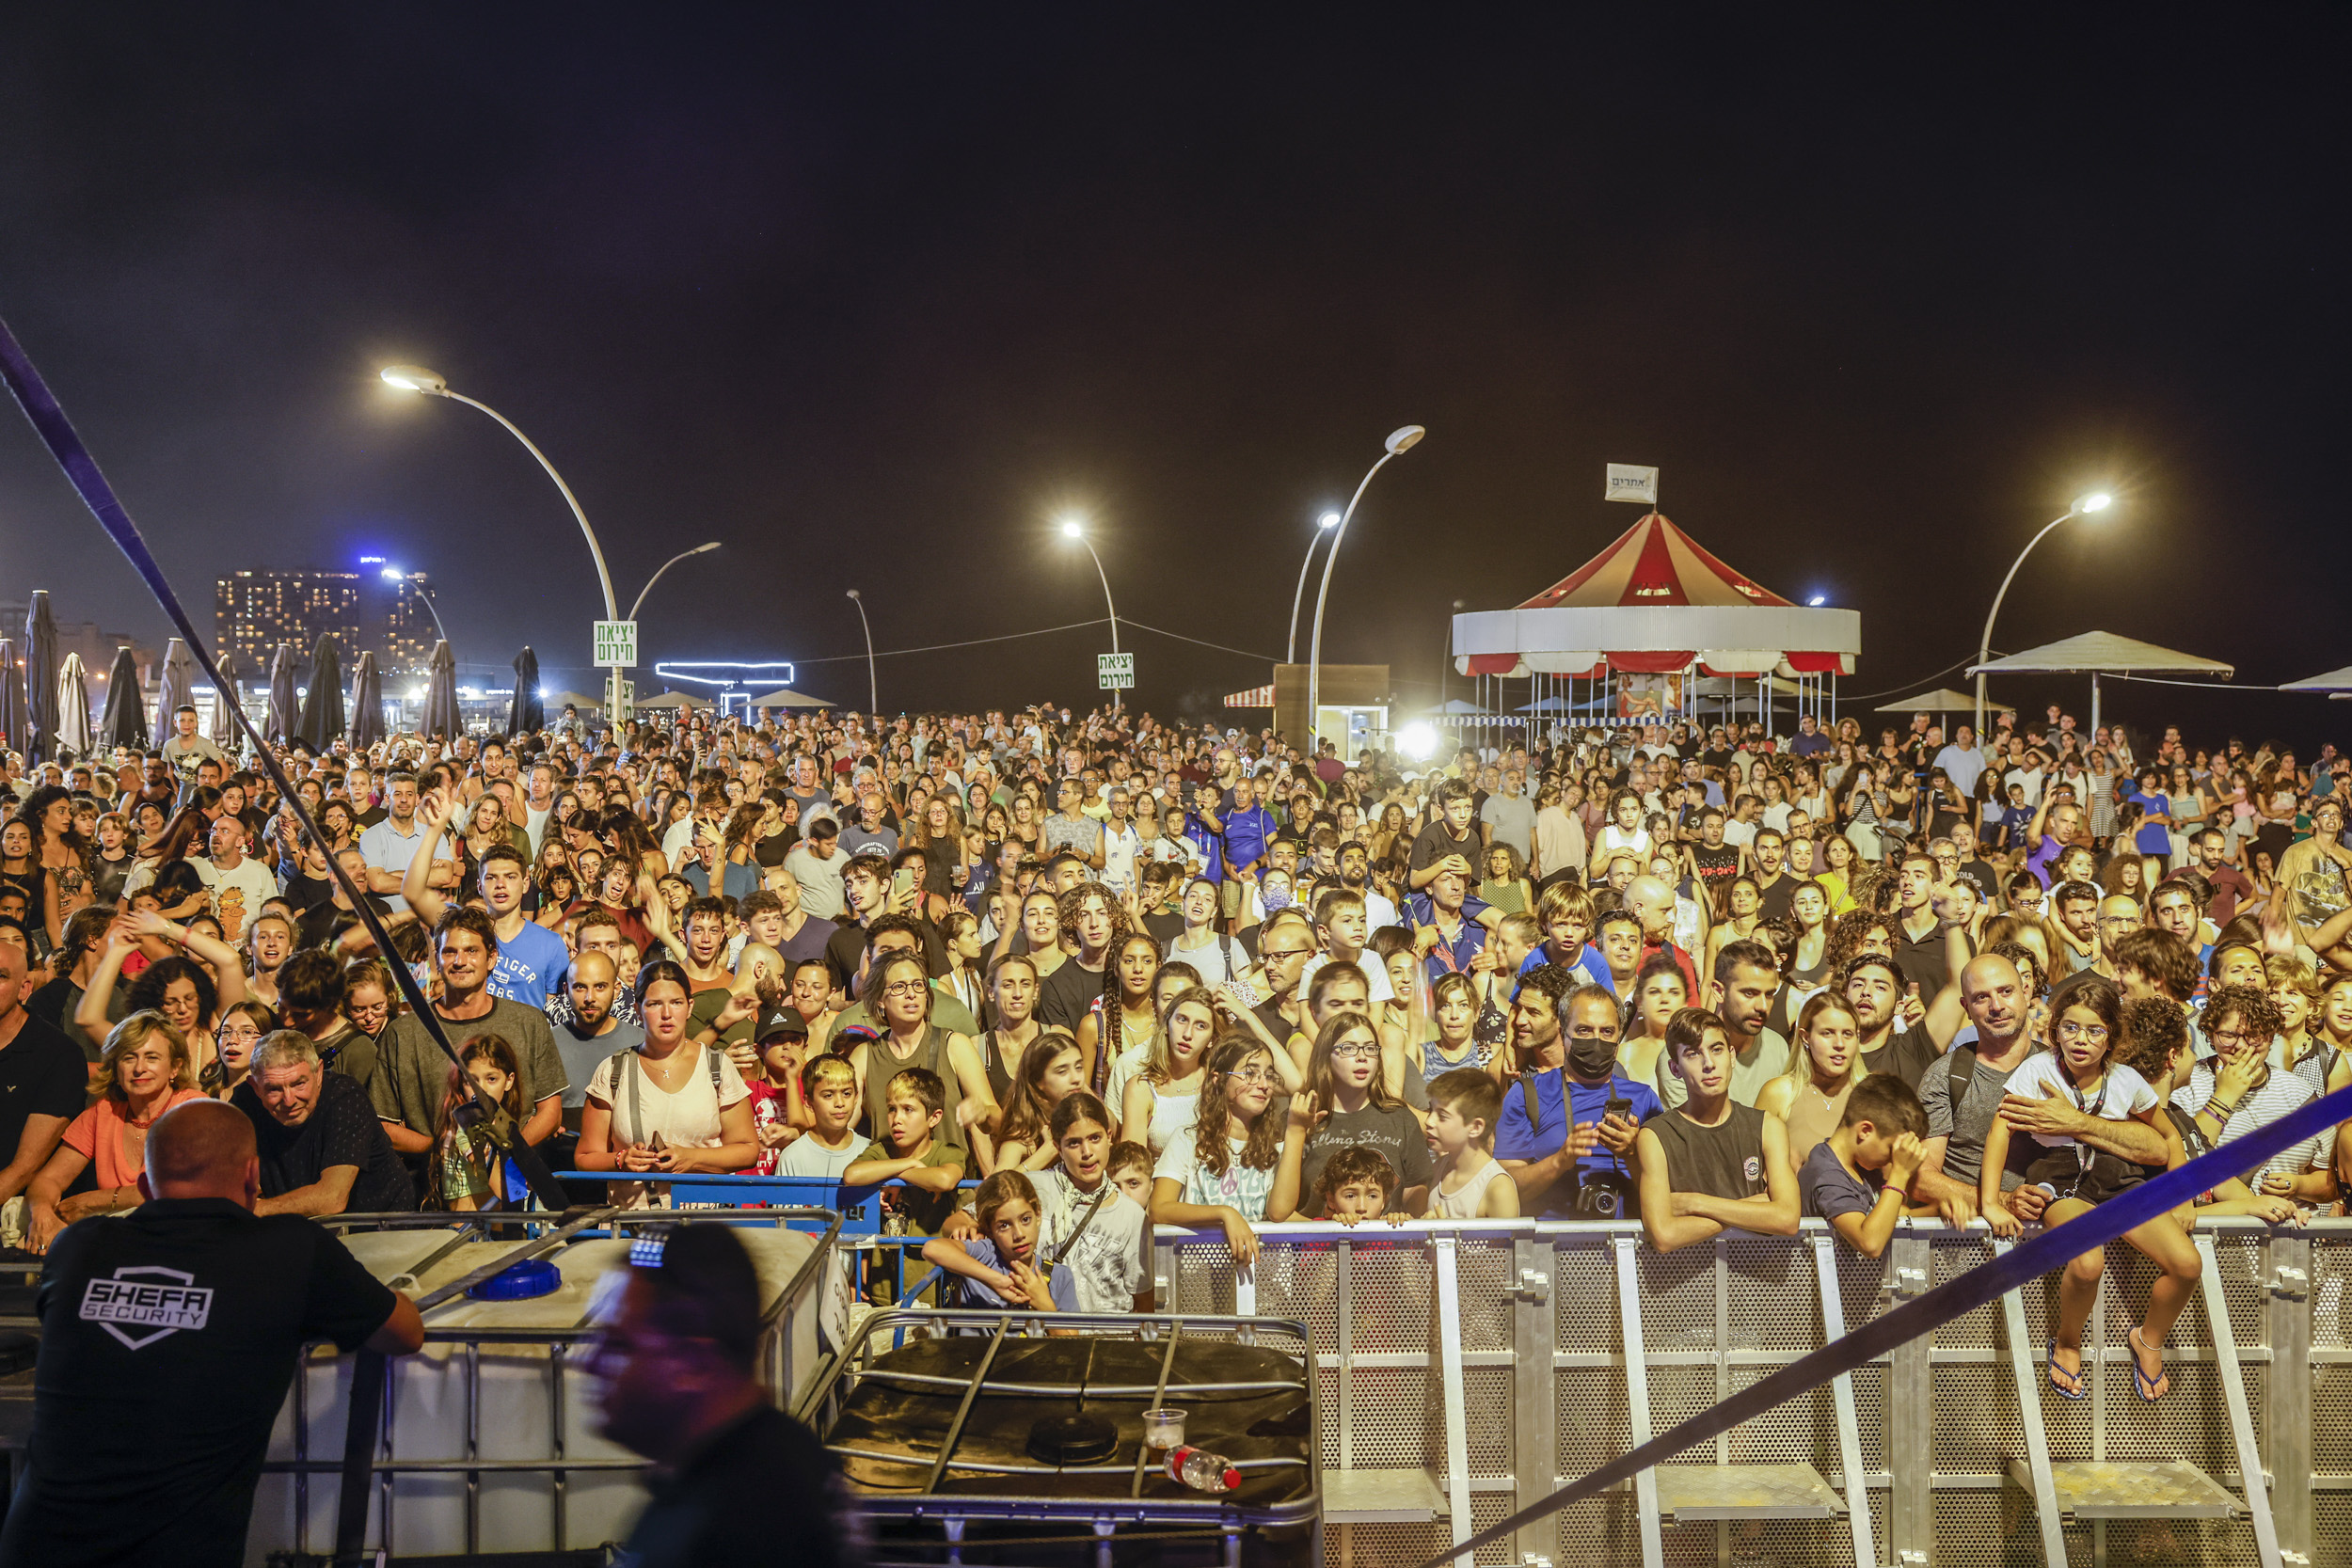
[652,660,797,689]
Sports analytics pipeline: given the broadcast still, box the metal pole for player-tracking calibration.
[1073,535,1120,713]
[1975,506,2080,741]
[628,542,722,622]
[431,388,622,729]
[1286,527,1334,666]
[846,591,877,716]
[1308,434,1421,752]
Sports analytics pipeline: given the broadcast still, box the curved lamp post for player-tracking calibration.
[1286,511,1343,665]
[629,542,721,621]
[1060,518,1120,712]
[1975,491,2114,736]
[380,364,623,725]
[1306,424,1425,746]
[378,564,453,654]
[846,590,877,716]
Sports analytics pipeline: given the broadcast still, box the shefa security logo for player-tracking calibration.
[78,1265,214,1350]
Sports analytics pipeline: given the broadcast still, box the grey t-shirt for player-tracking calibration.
[1917,1046,2024,1191]
[558,1019,645,1111]
[370,998,568,1136]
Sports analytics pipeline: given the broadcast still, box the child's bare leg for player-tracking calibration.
[2122,1212,2201,1353]
[2043,1197,2100,1369]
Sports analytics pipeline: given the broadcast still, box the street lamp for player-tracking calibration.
[845,590,877,716]
[628,542,722,622]
[1285,511,1344,665]
[1975,491,2114,737]
[1306,424,1425,747]
[1058,516,1121,712]
[380,565,453,654]
[379,363,624,726]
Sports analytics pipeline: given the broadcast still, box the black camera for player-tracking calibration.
[1571,1168,1635,1220]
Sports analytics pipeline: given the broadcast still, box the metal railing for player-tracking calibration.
[258,1203,842,1561]
[1149,1214,2351,1568]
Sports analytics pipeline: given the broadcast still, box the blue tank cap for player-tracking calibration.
[468,1257,563,1301]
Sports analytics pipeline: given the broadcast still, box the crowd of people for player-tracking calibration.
[3,697,2350,1402]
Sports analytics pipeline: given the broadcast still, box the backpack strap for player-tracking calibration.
[1944,1045,1979,1123]
[609,1049,642,1142]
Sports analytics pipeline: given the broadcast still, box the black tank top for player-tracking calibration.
[1648,1101,1770,1202]
[861,1024,965,1151]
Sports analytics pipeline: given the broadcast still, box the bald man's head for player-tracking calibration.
[1625,877,1675,939]
[143,1099,261,1206]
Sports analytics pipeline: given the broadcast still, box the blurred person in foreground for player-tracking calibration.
[589,1223,856,1568]
[0,1099,421,1568]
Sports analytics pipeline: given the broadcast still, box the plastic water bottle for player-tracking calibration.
[1167,1446,1239,1493]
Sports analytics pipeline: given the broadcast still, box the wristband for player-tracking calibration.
[2208,1100,2240,1119]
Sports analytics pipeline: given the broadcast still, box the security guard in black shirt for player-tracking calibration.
[0,1099,424,1568]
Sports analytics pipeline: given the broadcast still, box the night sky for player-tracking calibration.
[1,11,2345,748]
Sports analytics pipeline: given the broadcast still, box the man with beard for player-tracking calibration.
[1650,940,1787,1111]
[1909,953,2165,1233]
[1492,973,1651,1219]
[1336,840,1398,931]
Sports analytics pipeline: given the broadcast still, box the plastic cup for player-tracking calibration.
[1141,1408,1187,1449]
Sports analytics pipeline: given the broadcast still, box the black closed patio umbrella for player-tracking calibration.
[97,645,149,751]
[0,640,24,757]
[297,633,345,750]
[264,643,299,746]
[422,641,461,742]
[349,651,385,751]
[24,591,56,763]
[209,650,244,751]
[506,646,545,738]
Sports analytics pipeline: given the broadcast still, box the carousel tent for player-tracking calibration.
[1452,513,1859,681]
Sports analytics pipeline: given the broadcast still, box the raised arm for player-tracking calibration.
[400,796,454,929]
[73,922,136,1041]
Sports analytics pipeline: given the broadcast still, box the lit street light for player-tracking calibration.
[1059,516,1121,712]
[379,363,625,725]
[846,589,877,715]
[1306,424,1424,744]
[1285,511,1343,665]
[1975,491,2114,737]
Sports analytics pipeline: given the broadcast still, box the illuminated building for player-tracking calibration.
[214,563,437,676]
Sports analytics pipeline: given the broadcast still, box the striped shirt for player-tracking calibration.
[2170,1062,2325,1179]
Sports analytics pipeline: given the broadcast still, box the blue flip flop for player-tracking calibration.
[2128,1327,2169,1402]
[2046,1338,2088,1401]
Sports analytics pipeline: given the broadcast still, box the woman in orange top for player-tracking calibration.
[24,1012,207,1253]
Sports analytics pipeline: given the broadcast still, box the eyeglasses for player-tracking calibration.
[2056,1022,2110,1043]
[881,979,929,998]
[1225,1067,1279,1086]
[2207,1029,2260,1050]
[1330,1042,1380,1062]
[1261,947,1314,963]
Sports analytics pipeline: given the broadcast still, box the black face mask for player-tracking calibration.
[1566,1034,1619,1080]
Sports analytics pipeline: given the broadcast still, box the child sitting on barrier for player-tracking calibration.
[922,1170,1075,1311]
[844,1067,968,1235]
[1422,1069,1518,1218]
[1316,1146,1409,1227]
[775,1053,863,1181]
[1634,1007,1800,1255]
[1979,976,2200,1402]
[1797,1073,1931,1258]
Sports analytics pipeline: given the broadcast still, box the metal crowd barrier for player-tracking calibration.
[1152,1214,2352,1568]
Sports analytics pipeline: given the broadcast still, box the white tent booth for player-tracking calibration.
[1967,630,2233,736]
[2283,665,2352,700]
[1452,513,1860,729]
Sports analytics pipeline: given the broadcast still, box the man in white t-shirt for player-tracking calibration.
[195,815,279,944]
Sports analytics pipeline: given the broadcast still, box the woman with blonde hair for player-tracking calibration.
[24,1012,205,1252]
[1755,993,1867,1164]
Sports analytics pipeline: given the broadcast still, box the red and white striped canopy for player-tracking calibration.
[1452,513,1859,680]
[1223,684,1275,708]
